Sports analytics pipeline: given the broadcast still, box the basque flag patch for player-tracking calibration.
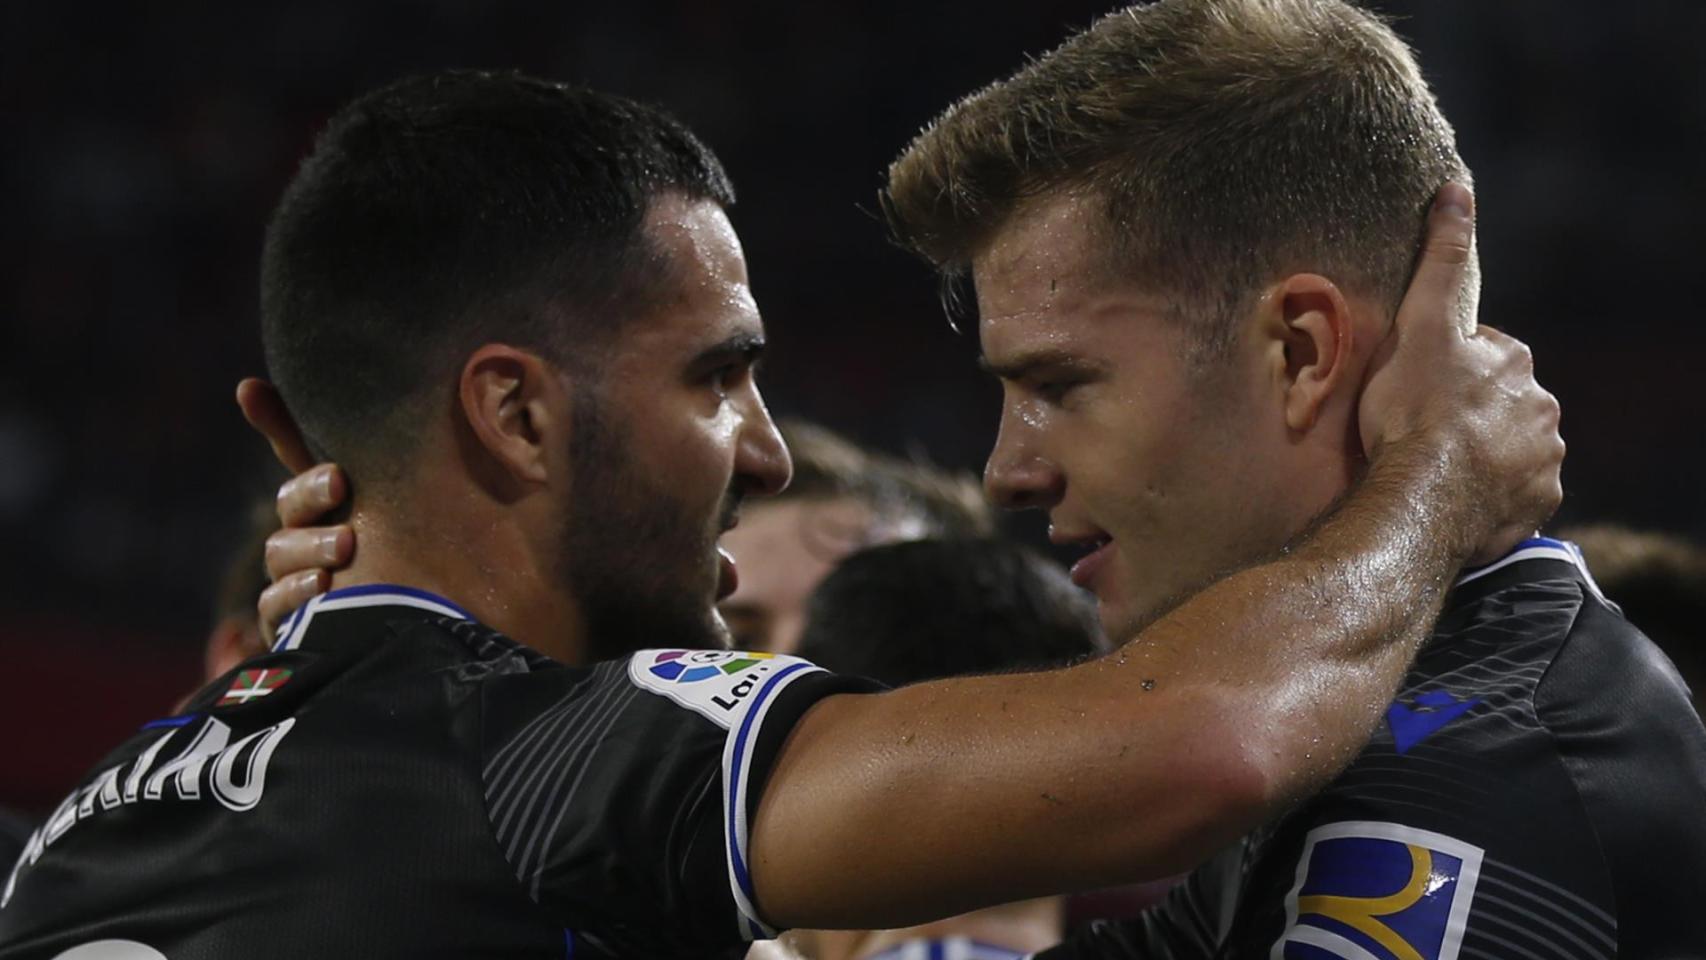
[216,667,295,707]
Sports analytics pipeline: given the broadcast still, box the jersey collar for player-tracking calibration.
[272,584,474,652]
[1449,535,1608,607]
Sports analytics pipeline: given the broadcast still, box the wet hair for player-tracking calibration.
[261,70,735,487]
[796,538,1105,686]
[883,0,1467,359]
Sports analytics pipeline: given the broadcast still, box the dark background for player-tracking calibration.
[3,1,1702,813]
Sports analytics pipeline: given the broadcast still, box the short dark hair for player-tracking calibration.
[777,419,995,539]
[261,70,735,486]
[796,538,1105,686]
[883,0,1465,358]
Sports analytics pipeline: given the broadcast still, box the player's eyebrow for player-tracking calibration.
[977,347,1103,382]
[691,331,767,372]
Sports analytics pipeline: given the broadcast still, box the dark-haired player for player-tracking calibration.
[878,1,1706,956]
[0,65,1559,960]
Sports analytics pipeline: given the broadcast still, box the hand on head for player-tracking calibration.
[1357,183,1565,564]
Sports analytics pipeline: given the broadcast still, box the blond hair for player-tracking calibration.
[777,419,994,538]
[883,0,1466,356]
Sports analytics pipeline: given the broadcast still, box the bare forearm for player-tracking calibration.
[754,436,1482,929]
[1112,431,1481,808]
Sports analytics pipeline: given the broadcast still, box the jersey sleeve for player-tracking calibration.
[477,648,878,957]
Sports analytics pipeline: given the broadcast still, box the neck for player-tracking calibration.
[329,502,590,665]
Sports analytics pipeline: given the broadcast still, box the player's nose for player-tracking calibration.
[984,414,1063,512]
[735,389,791,498]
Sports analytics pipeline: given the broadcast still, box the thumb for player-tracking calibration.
[1400,182,1477,340]
[236,378,316,475]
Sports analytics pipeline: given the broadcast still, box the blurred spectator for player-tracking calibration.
[719,419,991,653]
[785,538,1107,960]
[201,498,277,683]
[794,539,1100,682]
[1561,524,1706,712]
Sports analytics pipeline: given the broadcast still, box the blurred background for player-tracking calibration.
[2,0,1702,815]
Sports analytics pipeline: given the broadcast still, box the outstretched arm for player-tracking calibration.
[747,184,1564,927]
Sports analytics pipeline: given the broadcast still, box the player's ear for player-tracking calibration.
[1263,273,1355,434]
[457,344,559,488]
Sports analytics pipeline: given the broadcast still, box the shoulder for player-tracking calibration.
[1532,593,1706,954]
[473,647,876,950]
[1533,589,1706,804]
[476,647,855,743]
[1259,582,1706,959]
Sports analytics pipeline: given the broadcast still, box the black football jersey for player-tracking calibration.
[1038,537,1706,960]
[0,814,26,879]
[0,585,872,959]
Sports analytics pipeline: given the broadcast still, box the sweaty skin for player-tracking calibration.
[244,185,1563,930]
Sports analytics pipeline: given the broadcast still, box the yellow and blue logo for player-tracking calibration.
[1272,821,1483,960]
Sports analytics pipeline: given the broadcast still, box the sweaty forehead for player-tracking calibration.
[972,191,1108,305]
[972,192,1170,355]
[626,194,761,347]
[644,193,752,293]
[969,191,1125,330]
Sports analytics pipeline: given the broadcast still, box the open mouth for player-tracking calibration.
[1051,526,1114,590]
[716,545,739,601]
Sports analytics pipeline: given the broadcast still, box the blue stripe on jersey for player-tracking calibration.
[316,583,475,619]
[865,940,1029,960]
[726,661,813,914]
[1454,535,1602,599]
[272,601,309,652]
[141,714,200,730]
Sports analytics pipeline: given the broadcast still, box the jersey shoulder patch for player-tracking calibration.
[626,649,822,730]
[1273,820,1484,960]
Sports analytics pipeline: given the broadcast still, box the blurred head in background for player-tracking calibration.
[788,537,1105,960]
[202,497,276,682]
[719,419,993,653]
[260,71,789,658]
[1562,524,1706,713]
[884,0,1470,640]
[795,537,1103,684]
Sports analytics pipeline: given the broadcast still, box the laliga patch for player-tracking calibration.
[629,649,815,729]
[1271,821,1483,960]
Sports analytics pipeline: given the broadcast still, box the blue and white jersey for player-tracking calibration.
[0,585,874,959]
[867,936,1029,960]
[1041,538,1706,960]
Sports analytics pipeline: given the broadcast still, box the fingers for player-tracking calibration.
[276,464,347,528]
[1399,182,1477,339]
[264,525,353,580]
[257,571,329,644]
[236,378,316,474]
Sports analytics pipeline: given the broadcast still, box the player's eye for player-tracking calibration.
[709,362,750,399]
[1033,377,1085,405]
